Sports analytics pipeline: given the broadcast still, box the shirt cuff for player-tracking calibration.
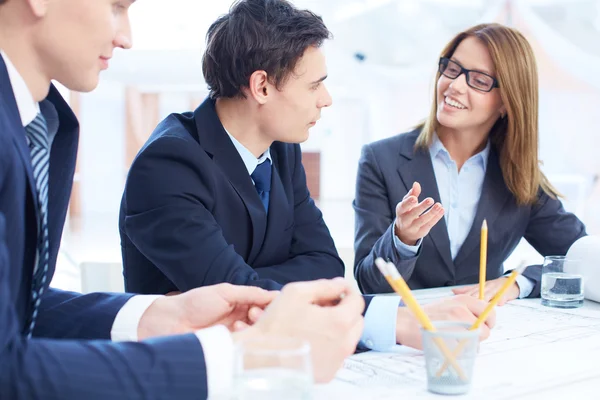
[392,223,421,258]
[359,295,401,351]
[111,295,162,342]
[514,274,535,298]
[195,325,234,398]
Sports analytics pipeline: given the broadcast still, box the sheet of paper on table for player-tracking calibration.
[315,289,600,400]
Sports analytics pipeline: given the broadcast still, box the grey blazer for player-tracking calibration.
[353,129,587,295]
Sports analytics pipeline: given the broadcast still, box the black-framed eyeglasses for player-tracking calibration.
[438,57,499,92]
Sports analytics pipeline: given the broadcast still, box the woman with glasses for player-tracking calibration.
[353,23,587,301]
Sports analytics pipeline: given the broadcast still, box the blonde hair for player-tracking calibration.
[416,23,558,205]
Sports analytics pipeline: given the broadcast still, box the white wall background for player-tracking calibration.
[55,0,600,291]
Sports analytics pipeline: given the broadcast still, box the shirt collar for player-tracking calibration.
[0,50,40,127]
[224,129,272,176]
[429,132,490,171]
[478,138,491,171]
[429,132,447,160]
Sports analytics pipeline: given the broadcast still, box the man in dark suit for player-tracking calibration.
[118,0,498,355]
[120,0,343,293]
[0,0,370,397]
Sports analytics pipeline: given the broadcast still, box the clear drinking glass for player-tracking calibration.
[234,337,313,400]
[422,322,480,395]
[541,256,584,308]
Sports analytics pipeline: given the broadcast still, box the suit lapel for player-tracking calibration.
[453,148,511,266]
[193,99,267,261]
[1,56,78,295]
[44,87,79,278]
[0,57,40,227]
[396,132,454,274]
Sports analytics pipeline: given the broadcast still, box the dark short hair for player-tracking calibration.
[202,0,331,99]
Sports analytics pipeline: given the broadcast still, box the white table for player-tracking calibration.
[316,287,600,400]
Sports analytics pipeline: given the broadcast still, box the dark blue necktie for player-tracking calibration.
[24,114,50,338]
[251,159,271,212]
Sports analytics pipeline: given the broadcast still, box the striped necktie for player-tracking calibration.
[23,113,50,338]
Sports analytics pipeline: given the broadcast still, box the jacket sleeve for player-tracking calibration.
[0,212,210,400]
[353,144,420,294]
[521,191,587,297]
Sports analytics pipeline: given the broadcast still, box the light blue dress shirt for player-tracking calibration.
[360,295,402,351]
[361,133,535,351]
[225,130,271,176]
[393,133,534,296]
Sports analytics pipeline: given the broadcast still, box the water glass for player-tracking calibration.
[541,256,584,308]
[422,322,480,395]
[234,337,313,400]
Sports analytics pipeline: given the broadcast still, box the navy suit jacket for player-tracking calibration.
[353,130,587,296]
[0,56,208,399]
[120,98,344,294]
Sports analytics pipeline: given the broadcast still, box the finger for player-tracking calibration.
[412,182,422,198]
[449,306,478,327]
[348,317,365,347]
[316,317,365,384]
[332,290,366,318]
[452,285,475,295]
[416,210,445,235]
[396,196,418,216]
[413,203,444,231]
[498,291,515,307]
[344,318,365,356]
[402,182,419,201]
[459,296,497,329]
[484,286,501,303]
[218,284,279,307]
[316,296,344,307]
[484,280,513,303]
[282,278,352,304]
[232,320,251,332]
[247,306,264,323]
[478,324,491,341]
[455,287,479,299]
[319,291,366,337]
[402,198,434,222]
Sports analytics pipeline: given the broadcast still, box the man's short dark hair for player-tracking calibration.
[202,0,331,99]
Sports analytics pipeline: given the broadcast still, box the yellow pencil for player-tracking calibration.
[472,268,520,329]
[436,268,522,376]
[374,258,467,381]
[479,220,488,300]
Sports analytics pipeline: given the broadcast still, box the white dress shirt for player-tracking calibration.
[1,50,234,398]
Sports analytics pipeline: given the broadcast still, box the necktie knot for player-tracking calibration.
[26,114,49,150]
[252,159,272,193]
